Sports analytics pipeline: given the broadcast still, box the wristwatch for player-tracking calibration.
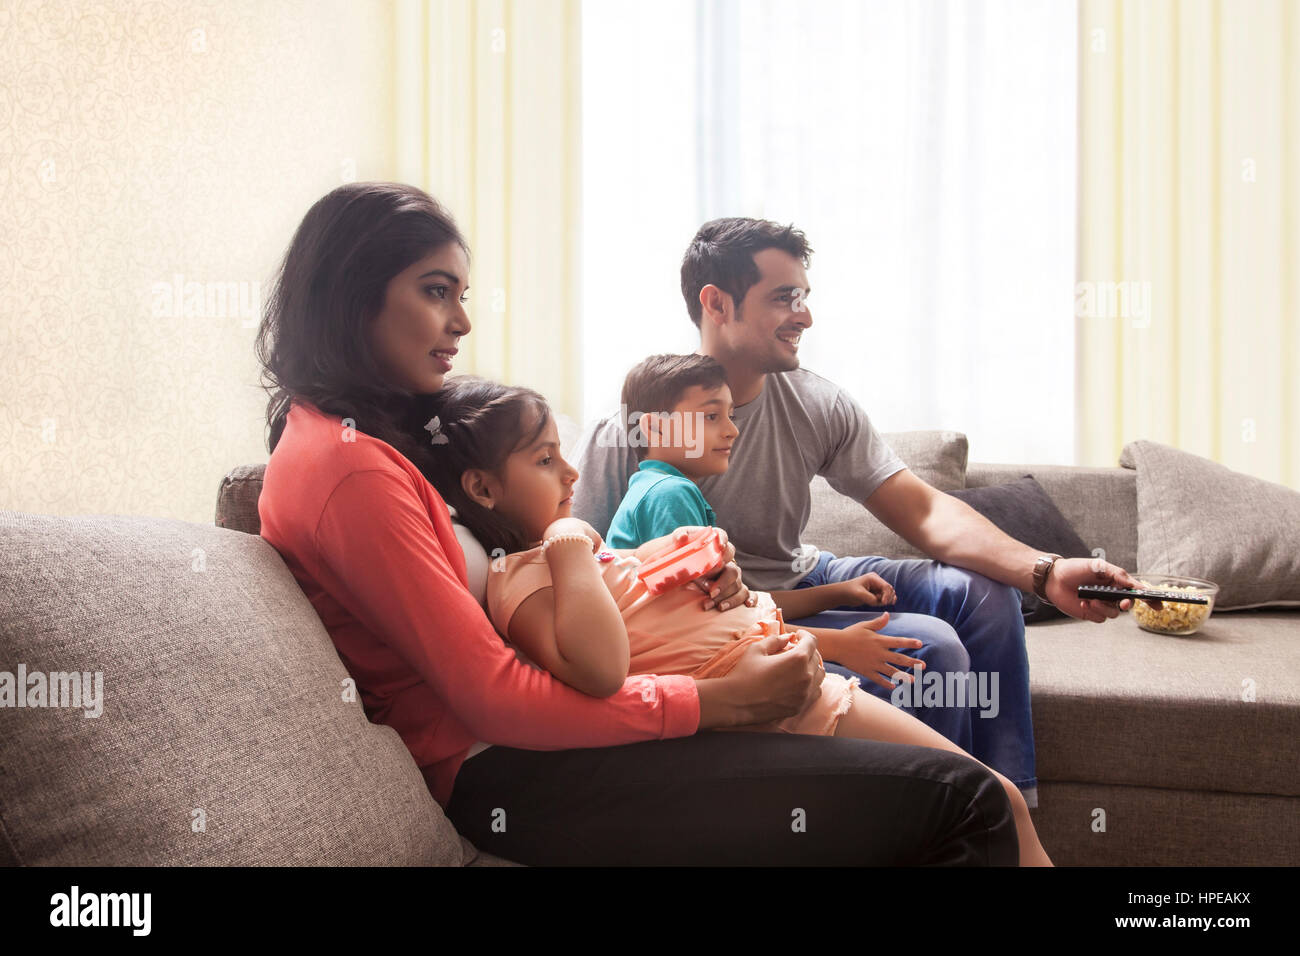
[1031,554,1063,605]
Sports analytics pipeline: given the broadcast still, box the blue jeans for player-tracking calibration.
[789,551,1037,806]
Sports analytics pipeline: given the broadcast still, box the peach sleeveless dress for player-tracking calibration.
[487,539,858,736]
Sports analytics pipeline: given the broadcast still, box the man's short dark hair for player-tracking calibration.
[680,217,813,328]
[621,353,728,427]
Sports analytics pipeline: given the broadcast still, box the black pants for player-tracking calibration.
[447,731,1019,865]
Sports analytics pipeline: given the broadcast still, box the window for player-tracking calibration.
[583,0,1078,464]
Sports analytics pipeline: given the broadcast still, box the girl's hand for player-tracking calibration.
[541,516,601,550]
[827,614,926,691]
[634,525,710,558]
[836,572,896,608]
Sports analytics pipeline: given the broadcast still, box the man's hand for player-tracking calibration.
[819,614,925,690]
[834,572,897,608]
[1045,557,1159,622]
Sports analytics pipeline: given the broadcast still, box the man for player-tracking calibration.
[573,217,1148,809]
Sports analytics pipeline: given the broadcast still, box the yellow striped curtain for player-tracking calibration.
[1077,0,1299,489]
[394,0,583,418]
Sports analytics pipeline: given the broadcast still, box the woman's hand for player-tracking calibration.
[696,532,755,611]
[823,614,926,691]
[695,630,824,728]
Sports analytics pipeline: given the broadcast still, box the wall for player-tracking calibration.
[0,0,395,522]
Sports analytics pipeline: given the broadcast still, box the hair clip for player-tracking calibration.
[424,416,449,445]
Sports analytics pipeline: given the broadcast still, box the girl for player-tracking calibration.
[409,376,1053,866]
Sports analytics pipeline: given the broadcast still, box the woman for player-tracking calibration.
[254,181,1019,865]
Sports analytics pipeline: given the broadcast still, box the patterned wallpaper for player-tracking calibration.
[0,0,395,523]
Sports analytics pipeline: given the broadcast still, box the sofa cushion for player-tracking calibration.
[1026,610,1300,798]
[0,511,467,866]
[1030,781,1298,866]
[804,430,969,559]
[1121,440,1300,610]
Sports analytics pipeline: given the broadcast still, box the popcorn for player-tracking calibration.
[1132,578,1214,634]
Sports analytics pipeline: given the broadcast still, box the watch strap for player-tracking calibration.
[1032,554,1063,604]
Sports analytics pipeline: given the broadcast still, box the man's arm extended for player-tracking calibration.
[865,470,1038,590]
[863,469,1147,623]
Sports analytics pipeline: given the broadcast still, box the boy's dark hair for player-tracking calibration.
[403,376,552,555]
[621,354,728,450]
[680,217,813,328]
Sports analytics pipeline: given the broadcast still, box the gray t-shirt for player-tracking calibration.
[572,367,907,590]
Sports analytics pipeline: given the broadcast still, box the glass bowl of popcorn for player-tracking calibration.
[1131,574,1219,635]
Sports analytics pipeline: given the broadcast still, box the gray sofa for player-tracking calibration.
[2,434,1295,866]
[805,456,1300,866]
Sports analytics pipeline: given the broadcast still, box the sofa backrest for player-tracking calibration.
[966,462,1138,573]
[220,426,1141,574]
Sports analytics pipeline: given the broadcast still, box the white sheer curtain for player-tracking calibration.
[583,0,1077,465]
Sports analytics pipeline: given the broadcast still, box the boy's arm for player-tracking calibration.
[768,581,850,620]
[795,625,848,662]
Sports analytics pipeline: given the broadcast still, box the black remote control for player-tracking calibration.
[1077,585,1208,605]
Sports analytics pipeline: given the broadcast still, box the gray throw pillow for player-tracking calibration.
[804,430,968,560]
[1120,440,1300,610]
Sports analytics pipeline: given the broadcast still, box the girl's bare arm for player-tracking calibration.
[505,538,630,697]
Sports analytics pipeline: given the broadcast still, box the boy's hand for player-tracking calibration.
[835,572,897,608]
[696,532,756,611]
[825,614,925,690]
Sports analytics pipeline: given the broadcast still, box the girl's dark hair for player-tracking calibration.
[403,376,552,555]
[255,181,469,472]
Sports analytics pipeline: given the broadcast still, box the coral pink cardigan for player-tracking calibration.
[257,400,700,807]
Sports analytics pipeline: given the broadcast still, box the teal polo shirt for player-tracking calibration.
[604,459,716,549]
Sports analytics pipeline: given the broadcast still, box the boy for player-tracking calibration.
[606,353,903,628]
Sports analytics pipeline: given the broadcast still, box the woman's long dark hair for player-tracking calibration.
[403,377,552,555]
[255,182,469,472]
